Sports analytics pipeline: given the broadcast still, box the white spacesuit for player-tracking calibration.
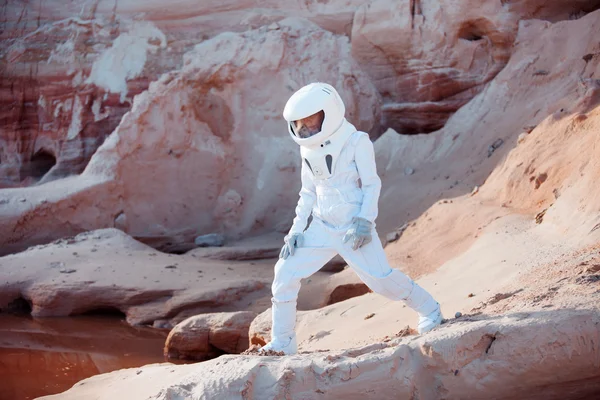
[261,82,443,355]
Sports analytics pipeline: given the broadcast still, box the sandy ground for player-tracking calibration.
[293,211,593,352]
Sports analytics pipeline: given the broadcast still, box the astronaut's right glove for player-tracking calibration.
[342,217,373,250]
[279,233,304,260]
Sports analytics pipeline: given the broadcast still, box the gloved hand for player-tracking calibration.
[279,233,304,259]
[342,217,373,250]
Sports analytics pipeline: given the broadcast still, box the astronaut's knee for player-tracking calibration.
[271,275,301,303]
[368,268,394,280]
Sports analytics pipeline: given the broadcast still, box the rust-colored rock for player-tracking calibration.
[164,311,256,360]
[325,283,371,306]
[248,308,272,347]
[0,17,381,256]
[351,0,600,134]
[0,16,172,188]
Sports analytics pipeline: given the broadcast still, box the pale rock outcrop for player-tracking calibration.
[164,311,256,360]
[0,0,367,187]
[0,18,381,255]
[374,9,600,251]
[40,310,600,400]
[0,228,272,326]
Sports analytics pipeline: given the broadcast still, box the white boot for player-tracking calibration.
[403,282,443,334]
[260,334,298,355]
[417,304,443,334]
[259,299,298,355]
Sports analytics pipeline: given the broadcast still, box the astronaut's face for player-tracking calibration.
[294,110,325,138]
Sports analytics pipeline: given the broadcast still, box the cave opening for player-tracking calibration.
[20,149,57,181]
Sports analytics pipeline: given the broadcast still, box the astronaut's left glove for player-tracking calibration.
[342,217,373,250]
[279,233,304,260]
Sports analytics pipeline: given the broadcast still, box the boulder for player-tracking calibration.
[164,311,256,360]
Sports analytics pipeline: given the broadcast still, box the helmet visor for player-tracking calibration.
[292,110,325,139]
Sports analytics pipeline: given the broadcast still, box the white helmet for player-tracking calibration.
[283,82,346,148]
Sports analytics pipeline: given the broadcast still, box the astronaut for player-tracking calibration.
[260,82,443,355]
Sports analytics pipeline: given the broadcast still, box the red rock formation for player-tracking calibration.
[0,0,366,187]
[0,15,174,187]
[0,17,381,255]
[351,0,600,134]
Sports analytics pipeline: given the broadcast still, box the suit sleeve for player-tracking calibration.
[288,160,317,235]
[354,133,382,224]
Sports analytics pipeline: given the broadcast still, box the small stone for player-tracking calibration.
[468,293,475,298]
[59,268,77,274]
[165,265,177,269]
[535,208,547,224]
[533,69,549,76]
[487,138,504,157]
[0,199,9,205]
[586,264,600,273]
[404,166,414,176]
[552,188,560,199]
[470,186,479,196]
[364,313,375,320]
[455,312,462,318]
[517,132,528,144]
[194,233,225,247]
[386,231,400,243]
[19,198,26,202]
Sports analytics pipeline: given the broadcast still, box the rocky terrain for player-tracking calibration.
[2,1,600,399]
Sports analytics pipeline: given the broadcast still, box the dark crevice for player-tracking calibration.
[2,296,33,315]
[464,34,483,41]
[485,334,497,354]
[410,0,422,28]
[457,19,489,42]
[79,307,127,319]
[20,149,56,181]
